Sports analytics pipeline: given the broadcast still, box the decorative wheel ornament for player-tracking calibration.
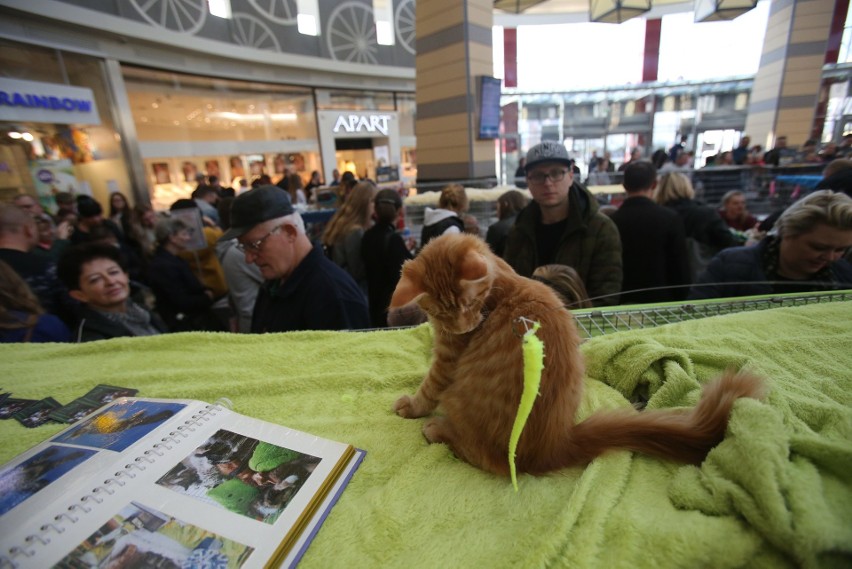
[231,13,282,51]
[326,2,379,64]
[129,0,207,34]
[395,0,415,55]
[246,0,298,25]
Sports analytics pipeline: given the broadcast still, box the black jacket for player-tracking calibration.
[147,247,214,331]
[252,247,370,333]
[73,304,168,342]
[420,215,464,249]
[361,223,413,328]
[663,198,737,252]
[610,196,691,304]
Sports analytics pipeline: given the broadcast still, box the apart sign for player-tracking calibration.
[333,114,392,136]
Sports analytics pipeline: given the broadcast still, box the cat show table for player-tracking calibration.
[1,297,850,568]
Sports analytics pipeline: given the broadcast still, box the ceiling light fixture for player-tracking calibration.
[589,0,651,23]
[694,0,758,22]
[493,0,549,13]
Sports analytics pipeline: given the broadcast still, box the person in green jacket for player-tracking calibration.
[503,141,623,306]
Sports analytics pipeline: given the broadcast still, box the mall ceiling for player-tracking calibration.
[493,0,709,25]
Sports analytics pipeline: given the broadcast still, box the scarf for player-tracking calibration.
[102,301,161,337]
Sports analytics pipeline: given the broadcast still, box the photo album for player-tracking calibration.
[0,397,365,568]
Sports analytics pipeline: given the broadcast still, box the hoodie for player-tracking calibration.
[420,207,465,248]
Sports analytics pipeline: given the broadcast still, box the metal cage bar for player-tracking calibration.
[572,291,852,340]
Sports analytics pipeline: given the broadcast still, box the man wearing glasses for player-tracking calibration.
[220,185,369,333]
[503,141,623,306]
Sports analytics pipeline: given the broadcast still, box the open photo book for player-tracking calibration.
[0,397,365,569]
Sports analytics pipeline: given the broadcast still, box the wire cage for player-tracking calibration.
[571,291,852,341]
[403,191,504,244]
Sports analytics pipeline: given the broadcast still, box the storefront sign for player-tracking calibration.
[0,78,100,125]
[333,114,392,136]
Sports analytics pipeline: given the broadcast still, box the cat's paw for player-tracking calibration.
[393,395,417,418]
[422,417,446,444]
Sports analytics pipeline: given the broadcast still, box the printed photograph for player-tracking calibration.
[55,501,254,568]
[0,445,97,516]
[248,155,265,177]
[229,156,245,178]
[0,398,37,420]
[82,385,139,406]
[152,163,171,185]
[205,160,220,179]
[157,429,321,525]
[273,153,286,174]
[49,398,108,425]
[167,207,207,251]
[50,386,139,424]
[13,397,61,428]
[182,161,198,183]
[53,400,185,452]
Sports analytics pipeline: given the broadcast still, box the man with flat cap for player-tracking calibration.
[503,141,623,306]
[221,185,369,333]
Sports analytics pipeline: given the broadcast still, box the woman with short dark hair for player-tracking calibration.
[57,244,166,342]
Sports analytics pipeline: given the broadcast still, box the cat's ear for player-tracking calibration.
[458,250,489,281]
[458,250,491,301]
[389,262,425,308]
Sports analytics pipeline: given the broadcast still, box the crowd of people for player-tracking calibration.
[2,141,851,344]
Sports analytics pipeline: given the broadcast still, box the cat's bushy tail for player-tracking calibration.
[550,370,766,469]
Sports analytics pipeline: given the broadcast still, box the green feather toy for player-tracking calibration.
[508,318,544,491]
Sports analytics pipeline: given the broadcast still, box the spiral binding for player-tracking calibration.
[4,398,233,568]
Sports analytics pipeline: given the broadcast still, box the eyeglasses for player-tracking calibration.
[527,169,569,185]
[236,224,284,253]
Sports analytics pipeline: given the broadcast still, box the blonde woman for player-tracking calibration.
[655,172,737,280]
[689,190,852,299]
[420,183,469,248]
[322,181,377,296]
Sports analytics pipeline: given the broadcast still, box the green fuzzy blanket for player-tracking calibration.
[1,301,850,568]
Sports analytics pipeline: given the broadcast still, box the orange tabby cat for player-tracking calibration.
[391,234,765,476]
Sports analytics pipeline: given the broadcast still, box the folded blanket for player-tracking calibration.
[582,301,852,568]
[0,300,849,568]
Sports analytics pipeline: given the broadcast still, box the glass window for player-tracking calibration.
[0,40,131,210]
[122,66,321,207]
[123,67,317,145]
[396,92,416,137]
[315,89,395,111]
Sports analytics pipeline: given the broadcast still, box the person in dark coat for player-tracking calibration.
[147,218,220,331]
[485,190,527,257]
[610,161,691,304]
[813,158,852,197]
[654,172,737,280]
[220,185,369,333]
[689,190,852,300]
[0,259,70,343]
[503,142,623,306]
[361,189,414,328]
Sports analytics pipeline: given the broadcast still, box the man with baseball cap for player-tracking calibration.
[221,185,369,332]
[503,141,623,306]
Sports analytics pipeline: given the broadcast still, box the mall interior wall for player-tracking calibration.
[414,0,497,183]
